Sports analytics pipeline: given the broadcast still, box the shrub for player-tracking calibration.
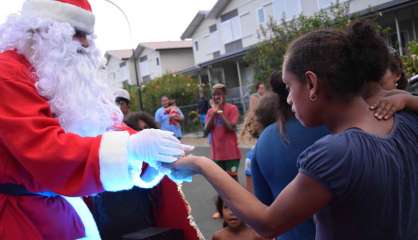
[402,41,418,78]
[141,74,199,114]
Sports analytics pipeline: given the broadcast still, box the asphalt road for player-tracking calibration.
[181,146,250,240]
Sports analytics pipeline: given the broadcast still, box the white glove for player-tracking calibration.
[127,129,193,188]
[128,129,187,165]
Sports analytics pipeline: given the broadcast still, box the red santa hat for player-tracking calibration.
[22,0,95,34]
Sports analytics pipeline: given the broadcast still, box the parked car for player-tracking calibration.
[409,75,418,95]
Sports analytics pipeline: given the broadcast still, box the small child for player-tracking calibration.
[212,196,268,240]
[164,100,181,127]
[124,111,158,131]
[239,92,280,193]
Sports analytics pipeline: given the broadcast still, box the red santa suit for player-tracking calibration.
[0,1,202,239]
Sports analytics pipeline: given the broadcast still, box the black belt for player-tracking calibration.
[0,183,58,197]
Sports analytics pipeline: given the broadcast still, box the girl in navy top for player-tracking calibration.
[170,21,418,240]
[251,72,328,240]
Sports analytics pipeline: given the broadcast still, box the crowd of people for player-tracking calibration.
[111,26,418,238]
[0,1,199,239]
[170,20,418,240]
[1,1,418,240]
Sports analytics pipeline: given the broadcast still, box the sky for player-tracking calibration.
[0,0,217,52]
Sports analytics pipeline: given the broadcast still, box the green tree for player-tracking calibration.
[402,40,418,78]
[402,41,418,94]
[123,82,139,112]
[141,74,199,113]
[244,2,353,86]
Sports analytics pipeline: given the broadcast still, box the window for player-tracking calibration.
[225,39,243,53]
[209,24,217,33]
[194,41,199,51]
[220,10,242,44]
[272,0,302,21]
[220,17,242,44]
[156,57,160,66]
[139,56,148,62]
[257,7,266,25]
[142,75,151,82]
[119,61,127,68]
[317,0,348,9]
[221,9,238,22]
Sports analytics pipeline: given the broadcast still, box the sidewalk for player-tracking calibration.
[182,131,255,149]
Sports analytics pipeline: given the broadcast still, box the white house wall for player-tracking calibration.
[126,59,137,86]
[191,18,219,65]
[160,48,195,74]
[220,0,269,49]
[105,57,128,90]
[137,48,163,82]
[190,0,401,66]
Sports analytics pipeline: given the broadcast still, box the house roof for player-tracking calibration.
[207,0,231,19]
[105,49,133,60]
[198,44,256,68]
[181,0,231,40]
[134,41,193,56]
[355,0,416,17]
[181,11,209,40]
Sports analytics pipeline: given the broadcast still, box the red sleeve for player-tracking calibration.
[227,104,240,125]
[0,71,103,196]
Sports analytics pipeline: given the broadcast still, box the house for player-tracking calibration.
[181,0,418,112]
[134,41,194,83]
[356,0,418,56]
[103,49,136,90]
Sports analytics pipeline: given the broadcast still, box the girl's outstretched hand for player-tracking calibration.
[162,155,212,183]
[169,155,209,174]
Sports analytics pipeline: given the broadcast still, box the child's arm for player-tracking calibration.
[370,92,418,120]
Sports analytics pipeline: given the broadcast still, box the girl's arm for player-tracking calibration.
[370,93,418,120]
[173,156,332,239]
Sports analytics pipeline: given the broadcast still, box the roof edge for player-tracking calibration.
[181,10,208,40]
[207,0,231,19]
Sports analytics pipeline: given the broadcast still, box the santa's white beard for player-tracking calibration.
[0,15,123,137]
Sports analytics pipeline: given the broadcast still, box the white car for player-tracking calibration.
[410,74,418,84]
[409,74,418,95]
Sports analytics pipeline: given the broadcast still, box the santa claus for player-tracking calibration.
[0,0,200,239]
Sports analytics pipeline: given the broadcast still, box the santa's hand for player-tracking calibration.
[131,165,165,189]
[127,129,194,187]
[128,129,191,167]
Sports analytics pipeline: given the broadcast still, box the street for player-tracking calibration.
[181,146,249,240]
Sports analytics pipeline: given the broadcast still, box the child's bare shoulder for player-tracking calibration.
[212,229,226,240]
[244,227,270,240]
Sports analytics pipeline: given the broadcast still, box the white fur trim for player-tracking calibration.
[177,184,205,240]
[99,131,134,191]
[22,0,95,34]
[63,196,101,240]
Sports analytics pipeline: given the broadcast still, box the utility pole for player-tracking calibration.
[132,49,144,110]
[103,0,143,110]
